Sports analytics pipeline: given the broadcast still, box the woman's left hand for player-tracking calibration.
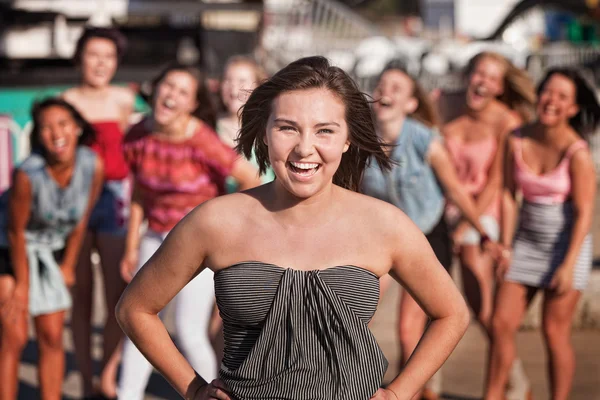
[550,265,574,295]
[370,388,400,400]
[60,263,76,287]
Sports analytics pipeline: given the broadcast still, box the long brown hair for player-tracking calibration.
[379,60,440,128]
[537,68,600,137]
[151,63,217,129]
[466,52,536,123]
[236,56,391,192]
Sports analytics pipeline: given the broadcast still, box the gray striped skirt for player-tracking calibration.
[506,200,592,290]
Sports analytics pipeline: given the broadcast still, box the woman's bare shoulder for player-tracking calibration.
[109,85,136,105]
[187,188,268,233]
[341,189,417,236]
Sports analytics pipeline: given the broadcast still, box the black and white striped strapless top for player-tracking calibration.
[214,261,388,400]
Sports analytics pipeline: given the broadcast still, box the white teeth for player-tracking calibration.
[164,98,176,109]
[380,96,392,106]
[474,86,488,96]
[544,105,558,115]
[290,161,319,170]
[54,138,66,148]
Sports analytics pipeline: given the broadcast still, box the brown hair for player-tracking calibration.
[466,52,536,123]
[151,63,217,129]
[73,27,127,64]
[379,60,440,128]
[30,97,96,157]
[223,55,268,83]
[236,56,391,192]
[537,68,600,137]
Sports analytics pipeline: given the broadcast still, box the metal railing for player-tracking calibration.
[261,0,382,71]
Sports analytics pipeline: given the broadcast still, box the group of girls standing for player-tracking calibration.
[364,52,599,400]
[0,26,266,400]
[0,24,597,400]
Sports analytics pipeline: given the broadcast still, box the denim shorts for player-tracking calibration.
[88,178,130,235]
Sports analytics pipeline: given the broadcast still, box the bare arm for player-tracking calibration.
[121,182,147,283]
[7,170,32,291]
[119,88,136,130]
[59,157,104,284]
[500,138,518,248]
[428,140,487,236]
[384,211,470,399]
[116,202,220,398]
[563,149,596,270]
[230,158,262,190]
[472,127,513,215]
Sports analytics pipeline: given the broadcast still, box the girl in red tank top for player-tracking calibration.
[62,27,135,399]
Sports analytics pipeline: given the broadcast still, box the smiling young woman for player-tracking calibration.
[0,98,103,400]
[116,63,261,400]
[361,60,500,400]
[486,68,600,400]
[62,26,135,399]
[441,52,537,399]
[115,56,471,400]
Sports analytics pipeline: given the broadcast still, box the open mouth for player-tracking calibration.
[287,161,320,177]
[54,138,67,150]
[379,96,393,108]
[542,104,558,116]
[163,98,176,109]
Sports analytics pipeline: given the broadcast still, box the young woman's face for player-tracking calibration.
[265,88,350,199]
[466,56,506,111]
[372,70,417,123]
[537,74,579,128]
[80,37,118,88]
[38,105,80,163]
[221,62,258,116]
[153,70,199,127]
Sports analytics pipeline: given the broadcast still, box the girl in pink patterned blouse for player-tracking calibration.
[118,63,260,400]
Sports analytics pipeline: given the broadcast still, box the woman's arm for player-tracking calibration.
[551,148,596,294]
[382,210,470,400]
[472,126,513,215]
[121,181,146,283]
[116,201,222,399]
[230,158,262,190]
[59,157,104,286]
[4,170,33,320]
[428,140,487,237]
[496,136,519,278]
[499,137,518,248]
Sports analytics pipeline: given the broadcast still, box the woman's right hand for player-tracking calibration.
[1,283,28,323]
[120,249,139,283]
[495,245,512,281]
[192,379,232,400]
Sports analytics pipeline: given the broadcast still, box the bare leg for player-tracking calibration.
[459,245,495,334]
[542,289,581,400]
[398,290,430,400]
[485,282,536,400]
[0,275,28,400]
[35,311,67,400]
[71,232,95,397]
[95,233,127,397]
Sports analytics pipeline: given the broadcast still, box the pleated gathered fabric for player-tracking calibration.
[215,262,388,400]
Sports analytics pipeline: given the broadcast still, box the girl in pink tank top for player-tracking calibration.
[442,52,537,400]
[487,68,600,400]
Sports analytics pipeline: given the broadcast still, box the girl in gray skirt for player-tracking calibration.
[486,68,600,400]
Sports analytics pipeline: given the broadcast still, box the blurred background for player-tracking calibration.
[3,0,600,174]
[0,1,599,399]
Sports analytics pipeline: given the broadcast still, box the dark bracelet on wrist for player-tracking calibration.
[480,233,491,247]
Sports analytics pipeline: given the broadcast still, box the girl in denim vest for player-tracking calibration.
[362,61,496,400]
